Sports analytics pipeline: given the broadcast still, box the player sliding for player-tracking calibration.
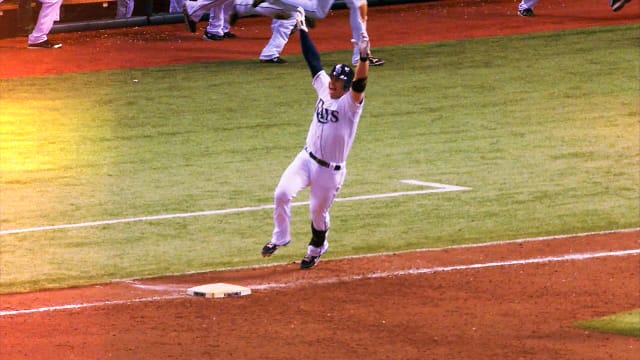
[260,11,371,269]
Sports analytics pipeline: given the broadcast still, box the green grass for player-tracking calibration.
[575,309,640,337]
[0,24,638,293]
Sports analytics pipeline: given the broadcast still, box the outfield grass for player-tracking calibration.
[0,25,638,293]
[575,309,640,338]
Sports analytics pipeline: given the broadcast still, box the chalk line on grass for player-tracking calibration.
[0,180,470,235]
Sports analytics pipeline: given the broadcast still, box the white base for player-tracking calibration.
[186,283,251,298]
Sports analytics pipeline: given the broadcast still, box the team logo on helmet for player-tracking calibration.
[330,63,354,91]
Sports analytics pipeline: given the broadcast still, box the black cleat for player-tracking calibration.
[261,241,290,257]
[517,8,534,17]
[305,16,315,29]
[260,56,288,64]
[202,30,224,40]
[300,254,321,269]
[610,0,631,11]
[27,39,62,49]
[229,9,239,25]
[368,56,384,66]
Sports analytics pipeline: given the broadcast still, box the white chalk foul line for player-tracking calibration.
[0,180,470,235]
[1,248,637,317]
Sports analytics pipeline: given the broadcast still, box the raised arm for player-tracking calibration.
[299,29,323,78]
[350,32,370,104]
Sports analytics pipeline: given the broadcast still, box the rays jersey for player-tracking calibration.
[305,71,365,165]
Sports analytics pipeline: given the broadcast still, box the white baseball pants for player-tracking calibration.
[28,0,62,44]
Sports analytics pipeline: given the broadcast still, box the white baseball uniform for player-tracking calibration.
[185,0,234,26]
[28,0,62,45]
[271,71,364,256]
[266,0,369,64]
[234,0,297,61]
[116,0,134,19]
[518,0,539,11]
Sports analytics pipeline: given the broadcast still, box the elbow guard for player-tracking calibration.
[351,77,367,93]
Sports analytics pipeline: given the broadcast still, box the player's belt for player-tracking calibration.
[304,147,342,171]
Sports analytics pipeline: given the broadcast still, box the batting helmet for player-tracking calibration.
[330,63,354,91]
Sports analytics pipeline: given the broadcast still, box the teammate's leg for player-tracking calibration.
[186,0,224,21]
[266,0,333,19]
[347,0,366,65]
[204,3,225,38]
[116,0,134,19]
[28,0,62,45]
[259,18,297,62]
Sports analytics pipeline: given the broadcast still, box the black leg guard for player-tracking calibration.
[309,223,327,248]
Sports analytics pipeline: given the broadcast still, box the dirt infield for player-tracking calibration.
[0,0,639,78]
[0,0,639,359]
[1,231,639,359]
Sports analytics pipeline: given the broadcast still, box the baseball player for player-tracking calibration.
[26,0,62,48]
[254,0,384,66]
[261,13,371,269]
[233,0,298,63]
[182,0,235,39]
[518,0,632,16]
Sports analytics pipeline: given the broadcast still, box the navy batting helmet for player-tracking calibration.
[330,63,354,91]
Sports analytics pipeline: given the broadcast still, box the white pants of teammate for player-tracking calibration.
[235,0,297,60]
[518,0,540,10]
[116,0,134,18]
[267,0,368,64]
[28,0,62,44]
[170,0,185,12]
[205,0,234,35]
[185,0,233,24]
[271,150,345,249]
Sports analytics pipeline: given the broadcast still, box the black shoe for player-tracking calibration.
[305,16,315,29]
[27,39,62,49]
[202,30,224,41]
[610,0,631,11]
[517,8,534,17]
[223,31,237,39]
[368,56,384,66]
[229,9,239,26]
[182,4,197,33]
[261,240,290,257]
[260,56,288,64]
[252,0,265,8]
[300,254,321,269]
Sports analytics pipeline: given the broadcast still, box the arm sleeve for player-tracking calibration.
[300,30,323,78]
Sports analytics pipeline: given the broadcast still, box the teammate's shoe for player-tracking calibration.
[368,56,385,66]
[610,0,631,11]
[223,32,237,39]
[27,39,62,49]
[202,30,224,41]
[229,9,239,25]
[300,254,321,269]
[260,56,288,64]
[517,8,534,17]
[261,240,290,257]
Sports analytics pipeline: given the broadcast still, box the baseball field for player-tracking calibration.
[0,0,639,358]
